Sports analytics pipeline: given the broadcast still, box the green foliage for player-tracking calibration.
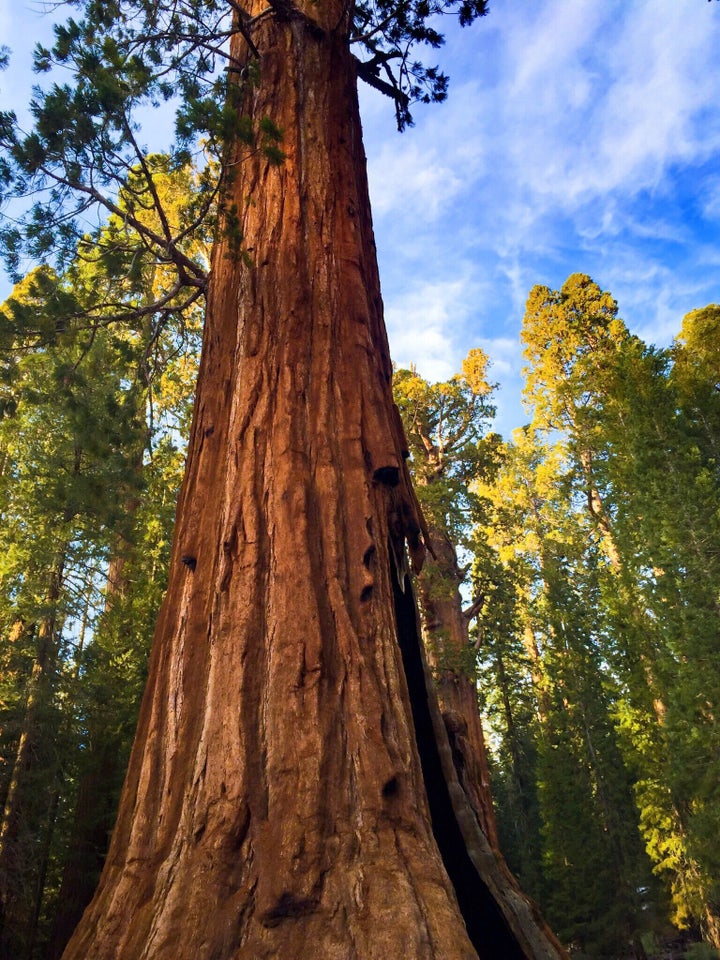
[351,0,488,128]
[0,0,489,284]
[393,350,495,541]
[685,944,720,960]
[0,170,200,956]
[427,627,478,678]
[393,352,496,683]
[509,273,720,949]
[474,427,658,957]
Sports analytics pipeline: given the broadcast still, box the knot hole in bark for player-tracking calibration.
[260,892,319,929]
[382,776,399,799]
[373,465,400,487]
[360,541,377,603]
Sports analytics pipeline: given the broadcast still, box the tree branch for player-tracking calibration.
[37,165,208,289]
[353,55,410,109]
[462,593,485,624]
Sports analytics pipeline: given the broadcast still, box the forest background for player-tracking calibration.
[2,1,720,959]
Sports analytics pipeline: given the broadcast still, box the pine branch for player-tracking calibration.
[353,55,410,110]
[34,163,208,289]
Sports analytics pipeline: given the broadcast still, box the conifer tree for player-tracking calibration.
[0,268,149,957]
[473,428,656,958]
[393,353,498,837]
[520,275,720,948]
[0,159,204,956]
[394,356,566,956]
[2,2,568,958]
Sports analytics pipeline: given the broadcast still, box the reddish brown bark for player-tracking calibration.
[62,5,566,958]
[417,528,499,848]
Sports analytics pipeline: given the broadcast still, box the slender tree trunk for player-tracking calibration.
[0,619,33,815]
[493,646,546,895]
[63,7,566,958]
[49,485,143,959]
[0,558,65,960]
[416,527,499,847]
[521,624,550,726]
[48,738,123,960]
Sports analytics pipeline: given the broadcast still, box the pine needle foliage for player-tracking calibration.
[0,0,488,290]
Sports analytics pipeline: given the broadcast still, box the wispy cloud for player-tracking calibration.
[385,274,485,382]
[367,140,465,221]
[488,0,720,213]
[366,0,720,395]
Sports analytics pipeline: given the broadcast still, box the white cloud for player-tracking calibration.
[701,178,720,223]
[366,82,486,222]
[369,141,462,219]
[386,275,484,382]
[474,0,720,222]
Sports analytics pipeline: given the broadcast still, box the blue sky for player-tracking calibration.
[2,0,720,434]
[363,0,720,431]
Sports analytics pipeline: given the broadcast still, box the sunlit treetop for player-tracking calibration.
[521,273,630,432]
[672,304,720,396]
[0,0,488,291]
[394,349,496,539]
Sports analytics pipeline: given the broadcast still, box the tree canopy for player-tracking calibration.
[0,0,488,294]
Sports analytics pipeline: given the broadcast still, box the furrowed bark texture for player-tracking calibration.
[417,527,499,847]
[417,529,567,960]
[63,7,479,958]
[63,6,572,958]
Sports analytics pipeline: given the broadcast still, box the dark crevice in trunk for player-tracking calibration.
[391,557,528,960]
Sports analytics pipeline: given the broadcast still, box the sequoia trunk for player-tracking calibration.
[417,527,499,848]
[63,5,561,958]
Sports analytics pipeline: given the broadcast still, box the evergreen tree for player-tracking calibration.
[394,353,498,837]
[474,428,658,958]
[520,274,720,947]
[2,2,568,959]
[0,159,204,957]
[0,267,148,957]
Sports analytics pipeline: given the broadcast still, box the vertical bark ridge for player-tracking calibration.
[61,5,567,958]
[62,8,481,957]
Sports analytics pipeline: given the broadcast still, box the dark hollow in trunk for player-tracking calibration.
[392,563,527,959]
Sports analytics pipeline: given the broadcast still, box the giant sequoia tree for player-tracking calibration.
[1,2,566,957]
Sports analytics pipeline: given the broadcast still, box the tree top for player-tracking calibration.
[0,0,488,287]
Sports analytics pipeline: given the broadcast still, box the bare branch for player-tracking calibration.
[353,55,410,110]
[463,593,485,624]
